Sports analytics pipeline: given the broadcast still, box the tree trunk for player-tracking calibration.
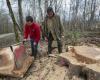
[54,0,57,13]
[32,0,36,21]
[44,0,48,16]
[38,0,43,22]
[83,0,87,31]
[88,0,96,29]
[6,0,20,42]
[18,0,23,32]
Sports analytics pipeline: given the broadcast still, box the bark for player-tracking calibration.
[87,0,96,29]
[32,0,36,21]
[83,0,87,31]
[6,0,20,42]
[18,0,23,32]
[38,0,43,22]
[83,0,87,21]
[44,0,48,16]
[49,0,54,6]
[54,0,57,13]
[90,0,96,21]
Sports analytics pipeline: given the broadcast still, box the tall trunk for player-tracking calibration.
[83,0,87,21]
[83,0,87,30]
[49,0,53,6]
[88,0,96,28]
[18,0,23,32]
[38,0,43,22]
[75,0,80,30]
[90,0,96,21]
[6,0,20,42]
[33,0,36,21]
[44,0,48,16]
[75,0,79,16]
[54,0,57,13]
[68,0,72,30]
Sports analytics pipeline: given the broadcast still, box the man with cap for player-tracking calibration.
[43,7,64,54]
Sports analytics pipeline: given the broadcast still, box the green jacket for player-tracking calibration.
[43,14,63,40]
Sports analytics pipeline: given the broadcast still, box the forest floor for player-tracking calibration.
[0,33,100,80]
[0,42,84,80]
[0,49,84,80]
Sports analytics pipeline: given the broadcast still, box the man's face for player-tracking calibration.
[26,21,32,26]
[47,11,54,18]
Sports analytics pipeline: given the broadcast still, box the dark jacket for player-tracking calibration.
[43,14,63,40]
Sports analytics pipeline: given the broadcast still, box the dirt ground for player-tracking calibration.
[0,34,87,80]
[0,48,85,80]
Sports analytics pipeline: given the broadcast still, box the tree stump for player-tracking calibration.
[59,46,100,80]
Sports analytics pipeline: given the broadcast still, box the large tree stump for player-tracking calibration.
[59,52,85,79]
[71,46,100,64]
[59,46,100,80]
[83,64,100,80]
[0,44,34,78]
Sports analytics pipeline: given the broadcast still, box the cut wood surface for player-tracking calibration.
[74,46,100,60]
[0,45,33,78]
[86,64,100,73]
[0,56,33,78]
[72,46,100,63]
[84,64,100,80]
[59,52,85,79]
[59,46,100,80]
[0,47,15,74]
[12,56,34,77]
[60,52,82,65]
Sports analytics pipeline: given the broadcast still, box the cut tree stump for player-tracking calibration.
[12,56,34,77]
[0,47,15,75]
[59,46,100,80]
[72,46,100,64]
[83,64,100,80]
[59,52,85,79]
[0,44,34,78]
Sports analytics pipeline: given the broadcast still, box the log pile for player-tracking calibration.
[59,46,100,80]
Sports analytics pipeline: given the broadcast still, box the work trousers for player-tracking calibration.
[30,39,38,58]
[48,32,62,54]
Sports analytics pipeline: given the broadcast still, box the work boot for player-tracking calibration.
[57,39,62,53]
[48,41,52,55]
[58,45,62,53]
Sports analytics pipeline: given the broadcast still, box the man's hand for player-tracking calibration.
[62,35,64,38]
[23,39,27,42]
[45,37,48,42]
[34,42,37,46]
[23,39,27,44]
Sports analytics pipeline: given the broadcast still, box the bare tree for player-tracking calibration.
[32,0,36,21]
[18,0,23,32]
[44,0,48,16]
[6,0,20,42]
[38,0,43,22]
[89,0,96,23]
[83,0,87,31]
